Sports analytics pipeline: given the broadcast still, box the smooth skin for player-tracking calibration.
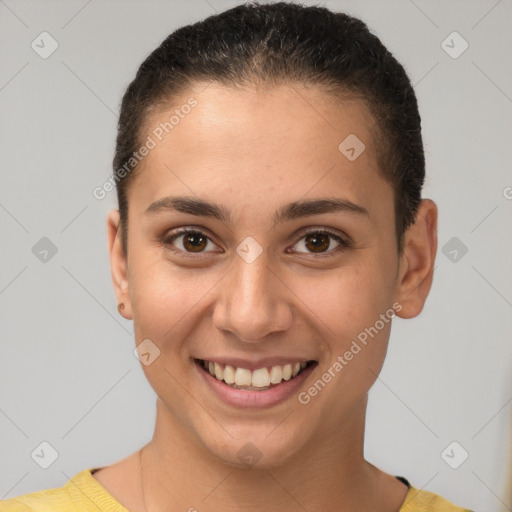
[97,83,438,511]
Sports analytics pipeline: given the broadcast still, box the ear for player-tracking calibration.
[107,209,133,319]
[395,199,438,319]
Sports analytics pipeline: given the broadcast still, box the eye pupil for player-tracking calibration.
[305,233,330,253]
[184,232,207,252]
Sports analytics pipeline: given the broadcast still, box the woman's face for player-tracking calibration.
[111,83,411,467]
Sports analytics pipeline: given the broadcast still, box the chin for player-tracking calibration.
[201,422,313,470]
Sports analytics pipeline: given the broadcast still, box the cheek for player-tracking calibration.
[128,260,215,412]
[296,269,395,425]
[128,254,210,347]
[304,263,392,338]
[300,260,395,391]
[128,256,243,393]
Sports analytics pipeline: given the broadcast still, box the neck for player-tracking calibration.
[139,396,388,512]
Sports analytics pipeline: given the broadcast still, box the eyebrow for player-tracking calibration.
[144,195,369,227]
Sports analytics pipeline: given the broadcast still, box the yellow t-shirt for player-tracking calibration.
[0,469,474,511]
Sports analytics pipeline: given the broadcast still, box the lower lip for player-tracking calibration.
[195,360,316,409]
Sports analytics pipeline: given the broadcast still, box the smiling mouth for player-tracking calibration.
[196,359,317,391]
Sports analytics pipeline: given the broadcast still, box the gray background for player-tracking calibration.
[1,0,511,510]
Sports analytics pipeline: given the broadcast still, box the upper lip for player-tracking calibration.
[195,357,315,370]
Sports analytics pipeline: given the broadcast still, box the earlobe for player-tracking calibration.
[395,199,438,319]
[107,209,133,319]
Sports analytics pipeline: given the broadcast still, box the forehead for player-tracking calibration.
[148,82,376,159]
[130,82,389,219]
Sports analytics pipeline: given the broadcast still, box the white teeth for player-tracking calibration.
[252,368,271,388]
[234,367,252,386]
[269,365,283,384]
[223,364,236,384]
[214,362,223,380]
[201,359,311,389]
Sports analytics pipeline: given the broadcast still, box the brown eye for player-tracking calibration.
[164,230,218,254]
[303,233,331,253]
[182,232,208,252]
[291,229,348,256]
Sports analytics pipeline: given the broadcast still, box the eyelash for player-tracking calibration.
[161,227,351,259]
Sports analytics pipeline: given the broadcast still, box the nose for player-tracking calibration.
[212,250,293,343]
